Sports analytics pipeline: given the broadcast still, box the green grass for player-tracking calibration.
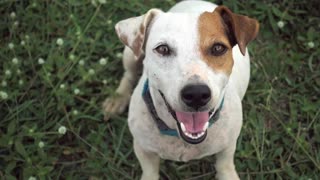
[0,0,319,179]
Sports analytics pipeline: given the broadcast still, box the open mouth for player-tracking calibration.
[159,91,213,144]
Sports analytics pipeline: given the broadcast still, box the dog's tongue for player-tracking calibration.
[176,111,209,133]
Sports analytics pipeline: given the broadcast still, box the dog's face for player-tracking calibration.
[115,7,259,144]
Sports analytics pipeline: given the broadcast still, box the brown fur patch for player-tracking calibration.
[198,11,234,76]
[120,34,128,46]
[214,6,259,55]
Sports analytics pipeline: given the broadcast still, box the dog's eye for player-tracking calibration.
[154,44,171,56]
[211,43,227,56]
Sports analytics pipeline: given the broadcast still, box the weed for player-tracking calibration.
[0,0,319,179]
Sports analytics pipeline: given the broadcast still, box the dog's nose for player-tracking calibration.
[181,84,211,109]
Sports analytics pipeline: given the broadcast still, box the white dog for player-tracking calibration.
[103,0,259,179]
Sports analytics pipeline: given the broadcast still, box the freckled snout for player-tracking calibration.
[181,84,211,110]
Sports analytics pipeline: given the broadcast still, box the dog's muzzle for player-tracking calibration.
[159,89,214,144]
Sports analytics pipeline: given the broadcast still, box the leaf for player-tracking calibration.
[4,175,16,180]
[267,9,277,33]
[5,161,16,174]
[38,166,54,176]
[272,7,283,18]
[7,121,16,135]
[273,147,283,157]
[15,139,28,158]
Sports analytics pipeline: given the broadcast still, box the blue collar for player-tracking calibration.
[142,79,224,137]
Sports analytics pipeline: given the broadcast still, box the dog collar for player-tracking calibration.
[142,79,224,137]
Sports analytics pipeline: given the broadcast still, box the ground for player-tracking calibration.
[0,0,319,179]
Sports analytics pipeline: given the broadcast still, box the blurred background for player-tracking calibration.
[0,0,319,179]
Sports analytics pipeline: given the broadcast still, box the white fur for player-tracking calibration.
[104,0,252,179]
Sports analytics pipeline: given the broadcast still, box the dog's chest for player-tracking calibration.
[158,138,202,161]
[143,133,212,162]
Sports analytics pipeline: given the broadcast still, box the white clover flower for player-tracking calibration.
[116,52,123,58]
[28,128,34,133]
[25,35,30,40]
[32,2,37,7]
[13,21,19,27]
[17,69,21,75]
[58,126,67,135]
[56,38,64,46]
[107,20,112,25]
[88,69,95,75]
[19,80,24,85]
[277,21,284,29]
[72,110,79,115]
[308,41,315,48]
[5,70,11,76]
[60,84,65,89]
[99,58,107,65]
[8,140,13,145]
[1,81,7,87]
[78,59,85,66]
[91,0,98,6]
[38,58,45,65]
[0,91,9,99]
[28,176,36,180]
[98,0,107,4]
[69,54,75,61]
[69,14,74,19]
[38,141,44,148]
[20,40,26,46]
[8,43,14,49]
[102,79,107,84]
[10,12,16,19]
[12,57,19,64]
[74,88,80,95]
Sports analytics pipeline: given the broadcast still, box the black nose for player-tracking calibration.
[181,84,211,109]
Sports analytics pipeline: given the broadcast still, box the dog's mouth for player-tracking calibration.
[159,91,213,144]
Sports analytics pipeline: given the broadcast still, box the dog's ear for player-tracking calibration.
[214,6,259,56]
[115,9,163,60]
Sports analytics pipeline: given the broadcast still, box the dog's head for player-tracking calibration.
[115,6,259,144]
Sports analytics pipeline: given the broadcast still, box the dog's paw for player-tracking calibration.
[102,94,130,121]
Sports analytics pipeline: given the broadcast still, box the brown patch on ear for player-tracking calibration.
[215,6,259,55]
[114,9,162,60]
[132,34,143,58]
[115,24,127,45]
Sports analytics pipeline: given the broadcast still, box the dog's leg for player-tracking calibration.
[103,47,142,121]
[215,144,240,180]
[134,140,160,180]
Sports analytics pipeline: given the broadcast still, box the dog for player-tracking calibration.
[103,0,259,179]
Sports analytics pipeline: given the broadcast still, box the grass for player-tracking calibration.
[0,0,319,179]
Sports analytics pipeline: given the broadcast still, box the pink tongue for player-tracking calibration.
[176,111,209,133]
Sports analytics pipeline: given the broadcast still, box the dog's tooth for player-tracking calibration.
[200,132,205,136]
[195,133,200,139]
[189,134,194,138]
[180,122,186,132]
[203,122,209,131]
[185,132,190,137]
